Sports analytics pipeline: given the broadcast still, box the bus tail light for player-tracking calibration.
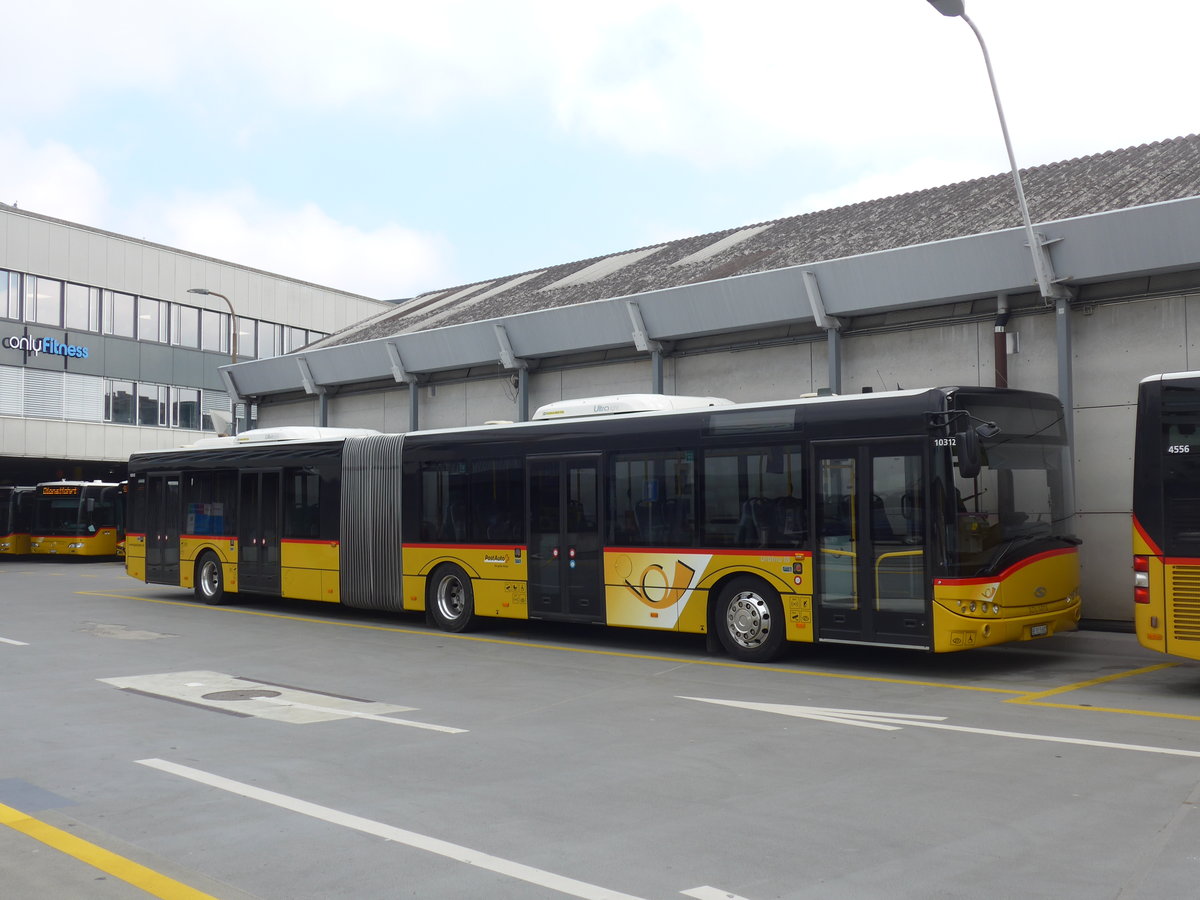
[1134,555,1150,604]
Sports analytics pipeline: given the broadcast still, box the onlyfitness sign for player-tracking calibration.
[3,334,90,358]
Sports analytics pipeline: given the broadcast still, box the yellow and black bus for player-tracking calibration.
[30,481,125,557]
[1132,371,1200,659]
[125,387,1081,661]
[0,486,34,555]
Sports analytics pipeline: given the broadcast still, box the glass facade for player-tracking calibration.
[0,266,319,432]
[1,267,326,358]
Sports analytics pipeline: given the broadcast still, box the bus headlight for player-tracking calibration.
[67,542,85,550]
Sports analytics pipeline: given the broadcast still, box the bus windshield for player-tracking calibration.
[1156,383,1200,555]
[946,394,1075,577]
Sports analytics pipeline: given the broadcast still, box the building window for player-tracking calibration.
[171,304,200,349]
[236,317,257,359]
[106,380,135,424]
[172,387,201,430]
[64,283,101,333]
[201,309,230,353]
[2,270,20,320]
[257,321,281,359]
[103,291,136,338]
[138,297,169,343]
[284,326,308,353]
[26,276,63,327]
[137,383,166,426]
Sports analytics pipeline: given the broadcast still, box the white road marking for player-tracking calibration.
[257,696,467,733]
[0,636,29,646]
[98,670,463,731]
[680,697,1200,759]
[682,886,752,899]
[137,758,649,900]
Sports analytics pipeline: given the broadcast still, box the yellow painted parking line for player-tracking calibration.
[1008,699,1200,721]
[1001,662,1200,721]
[0,801,216,900]
[80,591,1024,694]
[1012,663,1179,702]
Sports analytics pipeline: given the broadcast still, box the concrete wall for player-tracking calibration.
[0,418,209,463]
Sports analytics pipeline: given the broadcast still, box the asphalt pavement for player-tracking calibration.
[3,558,1200,899]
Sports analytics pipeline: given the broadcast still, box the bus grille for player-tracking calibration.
[1168,565,1200,642]
[340,434,406,611]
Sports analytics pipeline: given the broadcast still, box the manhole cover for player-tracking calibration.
[201,689,283,701]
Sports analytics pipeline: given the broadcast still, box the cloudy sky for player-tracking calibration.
[2,0,1196,300]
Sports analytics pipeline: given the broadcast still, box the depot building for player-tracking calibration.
[0,203,389,483]
[223,134,1200,626]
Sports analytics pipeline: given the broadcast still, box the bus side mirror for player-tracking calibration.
[956,428,981,479]
[955,421,998,479]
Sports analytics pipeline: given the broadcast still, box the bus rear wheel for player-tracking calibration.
[194,552,228,606]
[429,564,477,633]
[715,576,785,662]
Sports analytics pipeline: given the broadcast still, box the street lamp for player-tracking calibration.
[926,0,1076,514]
[925,0,1067,303]
[188,287,239,434]
[186,288,238,363]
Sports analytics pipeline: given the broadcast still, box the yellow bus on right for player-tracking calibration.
[1134,372,1200,659]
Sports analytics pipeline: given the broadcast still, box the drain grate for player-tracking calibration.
[201,689,282,701]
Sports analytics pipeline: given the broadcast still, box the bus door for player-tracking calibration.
[145,474,181,584]
[528,455,603,621]
[813,442,930,647]
[238,470,281,594]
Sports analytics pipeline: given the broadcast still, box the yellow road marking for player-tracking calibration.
[1011,663,1179,702]
[0,801,216,900]
[999,662,1200,720]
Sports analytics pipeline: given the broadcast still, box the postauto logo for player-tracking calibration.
[3,334,90,358]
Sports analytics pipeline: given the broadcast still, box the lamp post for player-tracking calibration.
[188,287,239,434]
[186,288,238,363]
[926,0,1075,515]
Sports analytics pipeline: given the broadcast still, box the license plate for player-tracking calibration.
[1030,624,1049,637]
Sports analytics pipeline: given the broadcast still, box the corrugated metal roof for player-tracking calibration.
[312,134,1200,350]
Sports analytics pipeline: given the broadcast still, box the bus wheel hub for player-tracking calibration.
[728,593,769,647]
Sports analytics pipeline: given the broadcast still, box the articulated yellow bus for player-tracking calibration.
[1133,372,1200,659]
[125,387,1081,662]
[30,481,124,557]
[0,486,34,555]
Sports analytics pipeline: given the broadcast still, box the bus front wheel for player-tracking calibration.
[429,564,477,633]
[194,552,228,606]
[715,576,785,662]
